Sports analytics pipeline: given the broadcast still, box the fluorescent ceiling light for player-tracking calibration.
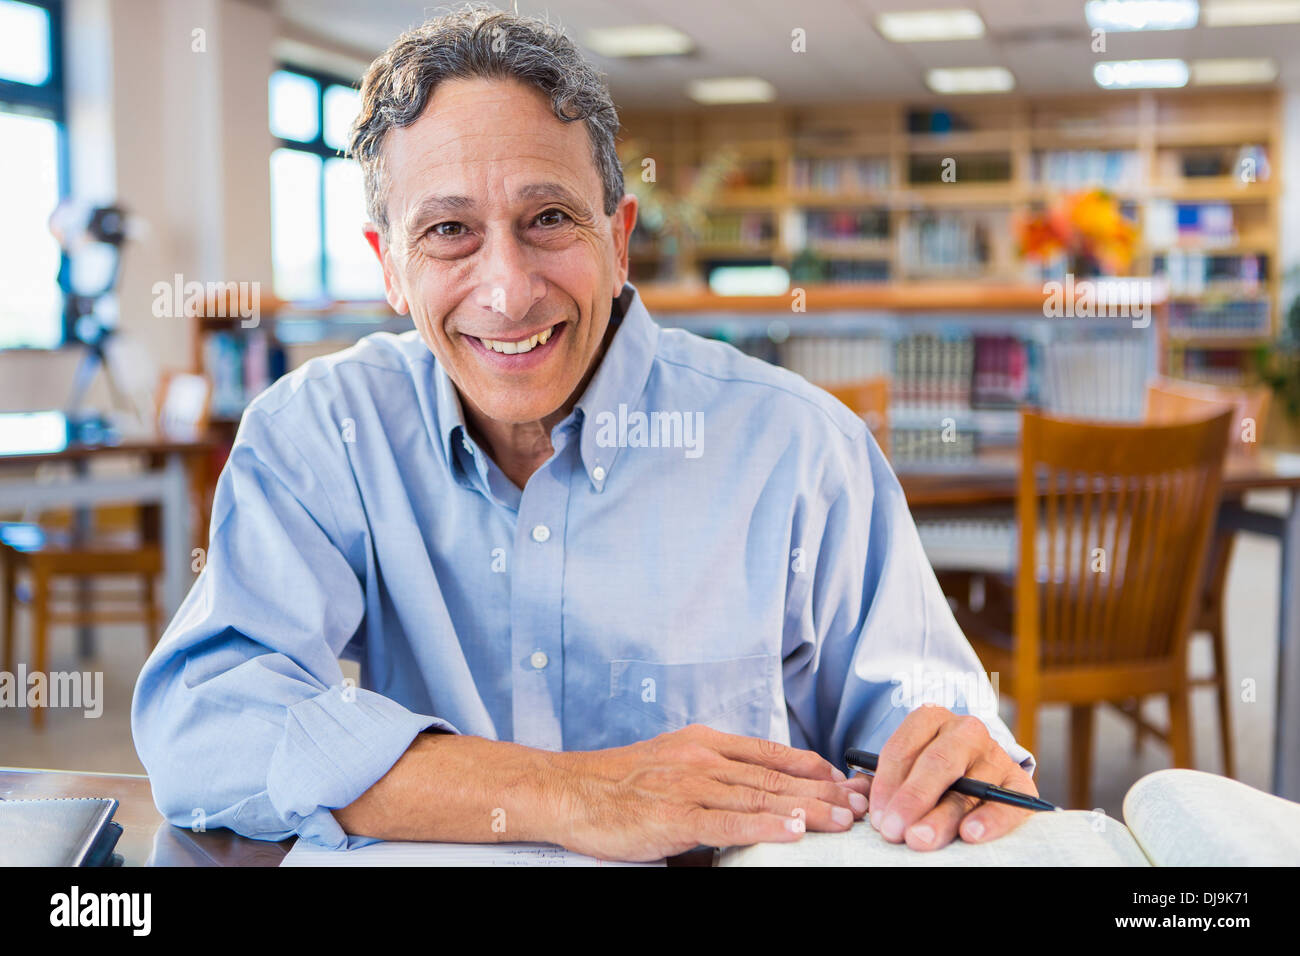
[1085,0,1199,31]
[1203,0,1300,25]
[1094,58,1189,89]
[925,67,1015,94]
[878,9,985,42]
[584,24,694,58]
[687,77,775,105]
[1192,57,1279,84]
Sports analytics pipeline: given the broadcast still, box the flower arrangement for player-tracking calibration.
[1015,188,1138,276]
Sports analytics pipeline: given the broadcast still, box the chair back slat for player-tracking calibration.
[1018,410,1232,670]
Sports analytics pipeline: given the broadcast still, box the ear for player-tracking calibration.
[364,224,410,315]
[609,193,638,298]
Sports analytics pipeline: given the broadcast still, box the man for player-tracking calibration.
[132,6,1037,862]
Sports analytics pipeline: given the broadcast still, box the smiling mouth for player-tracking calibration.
[470,321,563,355]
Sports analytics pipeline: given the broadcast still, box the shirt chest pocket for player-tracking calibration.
[609,655,775,737]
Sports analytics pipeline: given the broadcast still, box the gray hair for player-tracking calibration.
[349,4,624,238]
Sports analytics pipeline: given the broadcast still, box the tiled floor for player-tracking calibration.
[0,491,1287,819]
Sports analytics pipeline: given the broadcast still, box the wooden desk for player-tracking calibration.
[0,768,713,866]
[898,448,1300,802]
[0,432,212,654]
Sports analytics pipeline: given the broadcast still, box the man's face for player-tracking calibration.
[365,77,637,427]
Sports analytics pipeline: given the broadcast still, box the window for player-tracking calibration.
[0,0,65,349]
[268,66,384,302]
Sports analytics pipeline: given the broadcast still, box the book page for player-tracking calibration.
[1123,769,1300,866]
[281,839,664,867]
[718,812,1149,867]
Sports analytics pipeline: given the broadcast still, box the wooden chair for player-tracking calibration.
[1116,379,1273,778]
[0,373,211,727]
[821,377,891,458]
[954,409,1232,809]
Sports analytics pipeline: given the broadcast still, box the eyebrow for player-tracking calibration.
[405,182,594,231]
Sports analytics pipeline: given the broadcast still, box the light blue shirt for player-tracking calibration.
[132,283,1033,849]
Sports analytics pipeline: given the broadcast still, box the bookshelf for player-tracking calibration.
[620,88,1283,388]
[641,284,1160,467]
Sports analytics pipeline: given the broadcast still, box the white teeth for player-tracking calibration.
[480,325,555,355]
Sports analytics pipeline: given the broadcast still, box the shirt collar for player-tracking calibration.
[576,282,659,490]
[433,281,659,490]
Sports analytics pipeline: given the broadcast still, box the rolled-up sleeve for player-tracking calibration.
[782,427,1035,778]
[131,406,455,849]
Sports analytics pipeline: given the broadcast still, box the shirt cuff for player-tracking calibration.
[265,683,459,849]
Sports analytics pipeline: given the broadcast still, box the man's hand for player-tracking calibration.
[864,705,1036,851]
[547,724,871,862]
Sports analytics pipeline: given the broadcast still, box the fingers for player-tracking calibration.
[683,806,806,849]
[702,726,845,783]
[958,767,1039,845]
[866,705,951,832]
[713,759,869,818]
[876,715,989,841]
[693,780,857,832]
[902,757,1000,851]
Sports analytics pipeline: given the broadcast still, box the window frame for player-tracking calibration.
[0,0,69,348]
[270,62,370,302]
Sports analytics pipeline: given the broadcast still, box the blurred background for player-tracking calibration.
[3,0,1300,817]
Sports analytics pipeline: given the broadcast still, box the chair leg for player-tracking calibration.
[143,573,160,650]
[1208,623,1235,779]
[1167,687,1194,769]
[1,556,14,675]
[31,567,49,730]
[1126,697,1146,755]
[1013,696,1037,766]
[1069,704,1094,810]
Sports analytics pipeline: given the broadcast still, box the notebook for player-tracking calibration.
[718,770,1300,867]
[281,838,664,867]
[0,797,124,867]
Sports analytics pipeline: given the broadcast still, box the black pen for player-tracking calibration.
[844,748,1060,813]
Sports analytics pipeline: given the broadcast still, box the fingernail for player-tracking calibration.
[870,809,883,830]
[909,823,934,846]
[848,792,868,814]
[831,767,847,782]
[964,820,985,841]
[881,812,904,841]
[831,806,853,827]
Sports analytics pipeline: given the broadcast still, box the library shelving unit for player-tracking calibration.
[639,283,1163,468]
[620,88,1282,388]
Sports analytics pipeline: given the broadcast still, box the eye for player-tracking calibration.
[431,221,467,237]
[534,208,571,228]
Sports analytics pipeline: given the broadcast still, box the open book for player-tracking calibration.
[719,769,1300,866]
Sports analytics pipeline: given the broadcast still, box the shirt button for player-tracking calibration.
[592,466,607,482]
[531,524,550,543]
[461,438,473,452]
[530,651,549,670]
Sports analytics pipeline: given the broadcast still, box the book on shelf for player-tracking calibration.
[718,769,1300,867]
[203,328,287,419]
[1032,149,1141,189]
[1041,336,1147,421]
[789,155,891,193]
[1169,299,1270,337]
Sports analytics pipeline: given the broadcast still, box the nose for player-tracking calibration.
[473,232,546,324]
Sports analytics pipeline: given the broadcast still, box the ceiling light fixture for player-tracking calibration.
[1084,0,1199,31]
[878,9,985,42]
[925,67,1015,94]
[1203,0,1300,26]
[1094,58,1190,88]
[686,77,776,105]
[584,25,694,58]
